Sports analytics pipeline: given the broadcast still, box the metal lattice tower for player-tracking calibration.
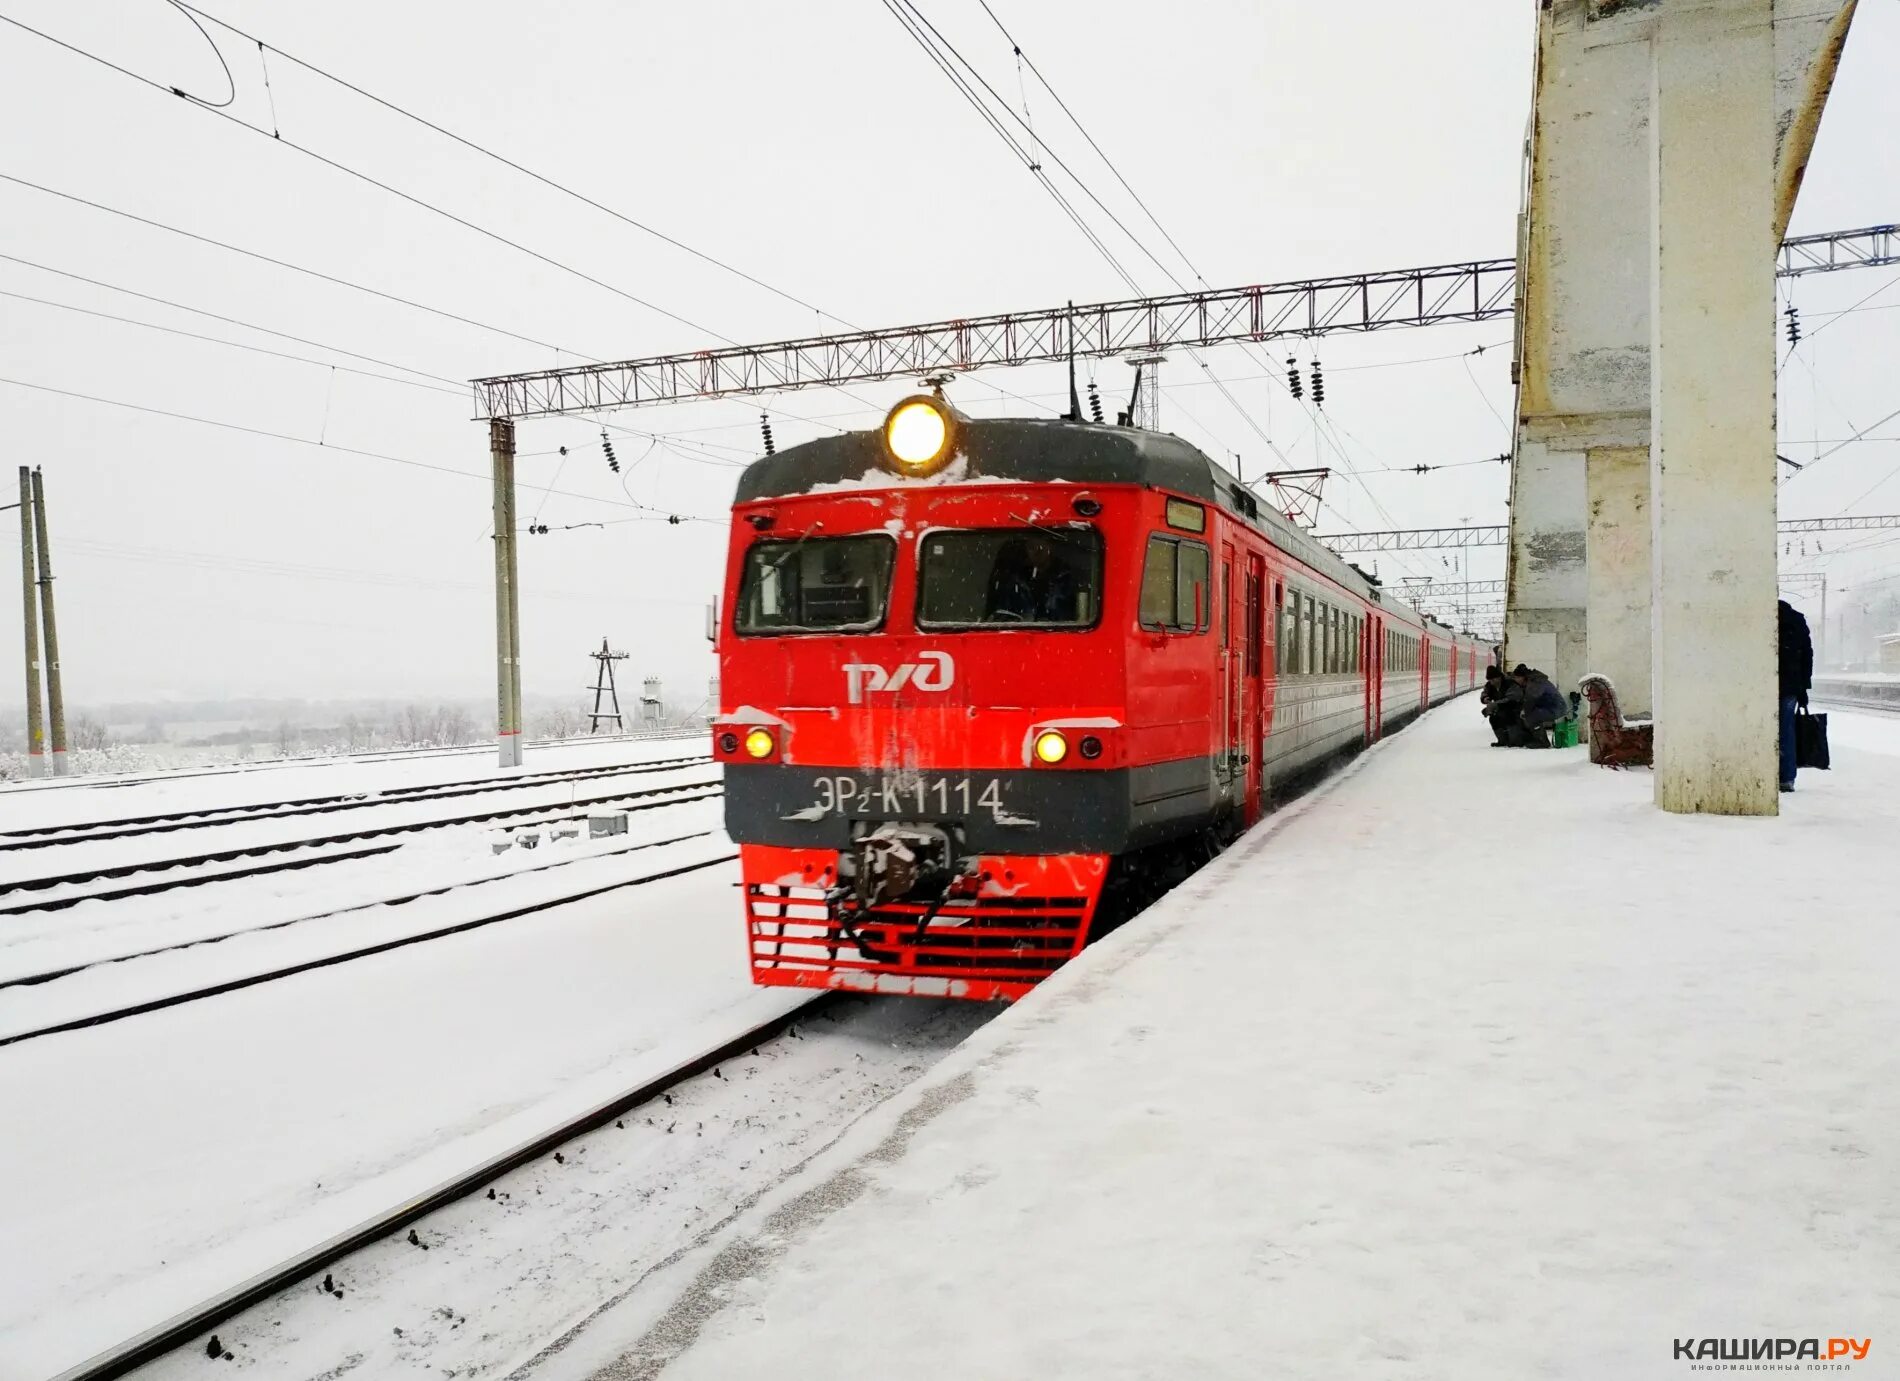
[586,639,628,734]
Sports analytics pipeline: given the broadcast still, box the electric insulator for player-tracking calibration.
[1785,304,1802,347]
[1087,381,1103,424]
[1311,360,1325,408]
[667,514,682,525]
[601,431,620,473]
[760,414,776,455]
[1286,356,1303,401]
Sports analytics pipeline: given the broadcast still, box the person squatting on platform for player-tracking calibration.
[1483,663,1569,748]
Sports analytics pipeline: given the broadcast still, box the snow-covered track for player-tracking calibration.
[43,995,827,1381]
[0,833,739,1048]
[0,840,402,918]
[0,729,709,798]
[0,776,723,902]
[1,755,710,850]
[1814,692,1900,717]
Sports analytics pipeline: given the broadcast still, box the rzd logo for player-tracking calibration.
[844,651,955,705]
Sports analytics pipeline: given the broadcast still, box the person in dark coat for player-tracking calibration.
[1777,599,1814,791]
[1481,665,1522,746]
[1514,664,1568,748]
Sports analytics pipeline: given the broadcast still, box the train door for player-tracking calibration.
[1367,613,1384,741]
[1244,553,1265,820]
[1217,542,1243,820]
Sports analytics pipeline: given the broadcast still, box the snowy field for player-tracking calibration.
[533,705,1900,1381]
[0,735,789,1380]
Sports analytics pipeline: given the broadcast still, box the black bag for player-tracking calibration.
[1795,707,1830,770]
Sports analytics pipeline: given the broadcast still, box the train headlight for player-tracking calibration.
[883,395,960,476]
[1033,730,1069,765]
[743,728,777,759]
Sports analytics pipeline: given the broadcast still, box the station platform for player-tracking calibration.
[556,701,1899,1381]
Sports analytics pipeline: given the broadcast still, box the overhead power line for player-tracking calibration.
[0,251,760,468]
[0,374,725,520]
[0,171,587,357]
[0,10,730,343]
[170,1,846,330]
[0,287,462,397]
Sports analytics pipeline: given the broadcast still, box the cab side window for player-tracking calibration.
[1139,535,1211,634]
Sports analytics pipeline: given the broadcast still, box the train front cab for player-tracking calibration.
[723,469,1232,1002]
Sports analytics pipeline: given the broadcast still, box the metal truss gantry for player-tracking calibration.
[472,222,1895,420]
[1320,513,1900,554]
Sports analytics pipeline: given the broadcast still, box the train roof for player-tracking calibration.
[736,416,1475,642]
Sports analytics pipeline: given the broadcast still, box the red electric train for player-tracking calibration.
[713,393,1486,1001]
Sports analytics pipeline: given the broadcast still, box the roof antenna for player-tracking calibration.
[1065,302,1082,422]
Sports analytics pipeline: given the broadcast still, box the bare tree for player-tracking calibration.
[437,704,474,746]
[274,719,297,756]
[70,716,110,752]
[536,705,582,739]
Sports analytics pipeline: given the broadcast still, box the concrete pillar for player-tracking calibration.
[1585,446,1652,718]
[1505,438,1587,697]
[1649,0,1779,815]
[490,418,523,769]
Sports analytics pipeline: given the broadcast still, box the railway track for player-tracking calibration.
[1813,692,1900,717]
[0,775,722,904]
[0,728,707,798]
[46,995,827,1381]
[0,831,738,1047]
[1,754,710,850]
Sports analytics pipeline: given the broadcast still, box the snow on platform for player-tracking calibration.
[551,703,1900,1381]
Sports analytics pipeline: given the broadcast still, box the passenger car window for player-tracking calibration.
[918,527,1102,629]
[1140,536,1210,633]
[736,534,895,634]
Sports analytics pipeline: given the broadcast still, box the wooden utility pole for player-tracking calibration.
[16,467,43,776]
[29,468,65,775]
[587,639,628,734]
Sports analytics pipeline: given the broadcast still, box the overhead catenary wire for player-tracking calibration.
[0,9,999,432]
[0,171,588,357]
[0,10,732,343]
[935,0,1443,574]
[169,1,845,330]
[0,375,725,521]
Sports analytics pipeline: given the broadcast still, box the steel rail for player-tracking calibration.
[0,729,709,798]
[0,825,726,990]
[46,994,829,1381]
[1,755,709,849]
[0,776,721,898]
[0,839,737,1048]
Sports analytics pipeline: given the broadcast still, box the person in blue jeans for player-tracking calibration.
[1777,599,1813,792]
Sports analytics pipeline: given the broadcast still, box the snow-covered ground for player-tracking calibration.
[0,860,790,1380]
[0,734,800,1381]
[0,733,703,835]
[533,705,1900,1381]
[134,998,994,1381]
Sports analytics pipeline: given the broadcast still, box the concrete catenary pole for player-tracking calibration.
[30,467,66,775]
[490,418,522,767]
[18,467,43,776]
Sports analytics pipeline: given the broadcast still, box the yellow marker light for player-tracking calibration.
[743,728,776,759]
[1033,730,1069,765]
[883,395,958,475]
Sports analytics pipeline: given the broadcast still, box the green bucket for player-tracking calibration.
[1553,717,1579,749]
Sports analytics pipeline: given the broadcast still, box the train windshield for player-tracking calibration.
[917,526,1103,629]
[736,534,896,634]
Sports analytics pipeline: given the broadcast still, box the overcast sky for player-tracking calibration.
[0,0,1894,713]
